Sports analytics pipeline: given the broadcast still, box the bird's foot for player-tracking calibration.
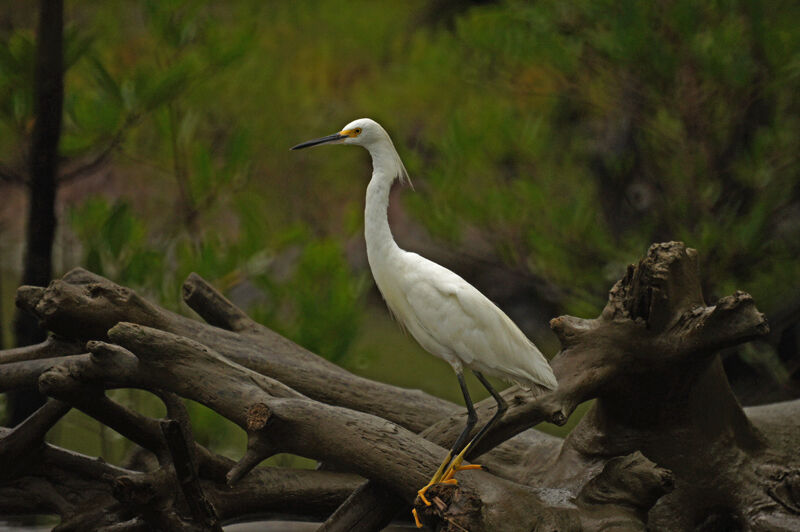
[439,442,481,484]
[417,483,433,506]
[412,508,423,528]
[442,462,481,482]
[441,449,481,483]
[413,483,437,529]
[416,449,453,507]
[413,470,476,529]
[414,450,465,526]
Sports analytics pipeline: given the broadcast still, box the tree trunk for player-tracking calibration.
[8,0,64,426]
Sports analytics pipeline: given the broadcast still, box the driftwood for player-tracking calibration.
[1,241,798,531]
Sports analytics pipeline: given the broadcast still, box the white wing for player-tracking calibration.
[379,251,557,391]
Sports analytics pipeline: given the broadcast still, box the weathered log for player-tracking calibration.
[16,267,553,472]
[30,322,653,530]
[1,242,797,530]
[16,268,459,431]
[0,417,363,529]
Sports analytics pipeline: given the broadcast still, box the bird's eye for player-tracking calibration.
[354,128,362,134]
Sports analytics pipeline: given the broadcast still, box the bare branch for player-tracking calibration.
[182,272,260,333]
[22,269,458,431]
[47,386,169,461]
[208,468,361,522]
[0,335,82,364]
[0,399,71,480]
[160,419,222,531]
[0,355,87,392]
[318,482,401,532]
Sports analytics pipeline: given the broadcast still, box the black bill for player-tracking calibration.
[291,133,347,150]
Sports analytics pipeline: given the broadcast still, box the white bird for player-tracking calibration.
[292,118,557,523]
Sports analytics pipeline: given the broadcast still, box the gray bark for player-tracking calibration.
[1,242,798,530]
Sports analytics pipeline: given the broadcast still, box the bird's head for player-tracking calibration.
[291,118,384,150]
[292,118,411,186]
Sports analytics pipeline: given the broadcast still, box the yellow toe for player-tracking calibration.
[412,508,423,528]
[417,485,433,506]
[442,460,481,482]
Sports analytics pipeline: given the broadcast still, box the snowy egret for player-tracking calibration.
[292,118,557,524]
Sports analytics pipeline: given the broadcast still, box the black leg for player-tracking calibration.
[417,371,480,510]
[465,371,508,458]
[450,371,478,456]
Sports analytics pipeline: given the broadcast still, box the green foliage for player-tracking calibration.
[366,0,800,316]
[69,198,164,287]
[2,0,799,461]
[250,239,366,364]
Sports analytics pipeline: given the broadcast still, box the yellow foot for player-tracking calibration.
[417,483,433,506]
[416,449,453,507]
[412,508,423,528]
[441,451,482,483]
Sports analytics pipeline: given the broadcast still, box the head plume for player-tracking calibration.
[340,118,413,188]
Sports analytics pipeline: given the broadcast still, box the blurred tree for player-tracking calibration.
[7,0,64,426]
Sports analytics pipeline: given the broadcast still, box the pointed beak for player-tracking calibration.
[291,132,347,150]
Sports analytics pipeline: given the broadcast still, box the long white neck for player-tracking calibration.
[364,140,405,273]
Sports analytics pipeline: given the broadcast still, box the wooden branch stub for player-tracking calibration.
[543,242,770,411]
[227,432,277,486]
[577,451,674,511]
[246,402,272,431]
[698,290,770,348]
[182,272,259,333]
[549,315,596,348]
[15,285,45,315]
[38,362,83,396]
[61,267,112,285]
[576,452,674,531]
[87,340,139,368]
[604,241,704,330]
[19,277,165,340]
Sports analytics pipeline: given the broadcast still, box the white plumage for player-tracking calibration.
[292,117,556,392]
[292,118,557,520]
[377,250,557,393]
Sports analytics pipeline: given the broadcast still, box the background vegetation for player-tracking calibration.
[1,0,798,468]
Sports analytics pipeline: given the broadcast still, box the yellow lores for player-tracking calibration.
[293,118,558,527]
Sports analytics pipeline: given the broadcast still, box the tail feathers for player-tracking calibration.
[515,378,557,398]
